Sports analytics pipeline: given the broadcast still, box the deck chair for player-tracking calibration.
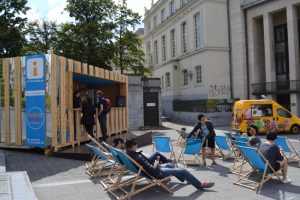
[234,146,282,190]
[85,143,115,177]
[215,135,235,160]
[237,136,249,142]
[107,147,173,200]
[224,132,236,140]
[176,130,188,147]
[177,138,202,167]
[153,136,177,161]
[274,136,300,163]
[229,140,248,174]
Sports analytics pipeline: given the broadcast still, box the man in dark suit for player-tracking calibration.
[81,97,95,137]
[188,114,217,166]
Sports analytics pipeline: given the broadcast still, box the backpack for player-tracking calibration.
[105,98,111,114]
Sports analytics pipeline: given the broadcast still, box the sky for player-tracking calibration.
[26,0,156,29]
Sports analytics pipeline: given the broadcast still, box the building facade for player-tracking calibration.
[143,0,232,125]
[229,0,300,117]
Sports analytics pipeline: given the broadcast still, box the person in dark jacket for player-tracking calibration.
[81,97,95,137]
[188,114,217,166]
[126,140,214,190]
[96,90,108,142]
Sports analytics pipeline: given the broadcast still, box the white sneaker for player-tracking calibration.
[282,177,292,184]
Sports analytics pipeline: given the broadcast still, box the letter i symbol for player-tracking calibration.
[32,61,37,77]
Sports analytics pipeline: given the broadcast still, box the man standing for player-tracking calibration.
[96,90,108,142]
[188,114,217,166]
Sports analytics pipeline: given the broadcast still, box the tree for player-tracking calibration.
[54,0,118,69]
[112,31,149,76]
[0,0,29,58]
[22,20,59,55]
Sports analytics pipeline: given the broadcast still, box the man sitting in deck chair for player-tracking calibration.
[125,140,215,190]
[113,137,172,164]
[259,132,291,184]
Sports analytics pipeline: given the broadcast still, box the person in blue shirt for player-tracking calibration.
[187,114,217,166]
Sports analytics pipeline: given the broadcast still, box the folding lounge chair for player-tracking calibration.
[274,136,300,163]
[176,130,188,147]
[224,132,236,140]
[153,136,177,161]
[177,138,202,167]
[85,143,115,177]
[234,146,282,190]
[230,140,248,174]
[107,147,173,200]
[237,136,249,142]
[215,135,235,160]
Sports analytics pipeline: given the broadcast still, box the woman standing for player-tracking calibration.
[81,97,95,137]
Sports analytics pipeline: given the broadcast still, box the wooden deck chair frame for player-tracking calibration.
[234,146,282,190]
[176,130,188,147]
[215,135,235,160]
[107,147,173,200]
[277,136,300,163]
[229,140,248,175]
[177,138,202,167]
[85,143,115,177]
[152,136,177,162]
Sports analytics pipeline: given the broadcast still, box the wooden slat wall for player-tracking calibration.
[4,58,10,145]
[14,57,22,146]
[51,54,58,151]
[60,57,67,145]
[67,60,75,146]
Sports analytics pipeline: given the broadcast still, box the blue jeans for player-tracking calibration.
[159,163,202,189]
[143,152,169,164]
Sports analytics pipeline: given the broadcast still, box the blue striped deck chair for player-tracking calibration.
[275,136,300,163]
[234,146,282,190]
[215,135,234,160]
[230,140,249,174]
[232,131,241,138]
[153,136,176,161]
[85,143,115,177]
[237,136,249,142]
[223,132,236,140]
[106,147,173,200]
[178,138,202,167]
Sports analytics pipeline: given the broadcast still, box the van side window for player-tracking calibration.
[251,104,273,117]
[277,108,292,118]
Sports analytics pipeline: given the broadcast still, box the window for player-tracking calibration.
[154,40,158,64]
[180,0,188,7]
[170,29,176,58]
[161,8,165,22]
[153,16,157,28]
[146,41,151,53]
[161,75,164,89]
[195,66,202,84]
[169,0,175,15]
[161,35,166,61]
[251,104,273,117]
[165,72,170,87]
[194,13,201,48]
[182,69,188,86]
[277,108,292,118]
[181,22,187,53]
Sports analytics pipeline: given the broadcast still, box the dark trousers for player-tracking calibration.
[84,124,94,138]
[98,115,107,141]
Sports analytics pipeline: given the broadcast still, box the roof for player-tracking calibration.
[134,28,144,36]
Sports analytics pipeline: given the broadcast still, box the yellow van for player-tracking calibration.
[232,100,300,134]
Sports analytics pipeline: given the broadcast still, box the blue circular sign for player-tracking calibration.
[26,107,45,130]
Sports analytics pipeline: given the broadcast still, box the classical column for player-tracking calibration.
[263,13,276,99]
[287,4,300,115]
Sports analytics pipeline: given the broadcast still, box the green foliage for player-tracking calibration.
[22,20,59,55]
[0,0,29,58]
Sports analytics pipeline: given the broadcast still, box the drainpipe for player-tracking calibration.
[227,0,233,99]
[244,9,250,99]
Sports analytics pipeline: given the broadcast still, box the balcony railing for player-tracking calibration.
[251,80,300,94]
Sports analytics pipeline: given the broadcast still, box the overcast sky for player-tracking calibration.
[26,0,157,29]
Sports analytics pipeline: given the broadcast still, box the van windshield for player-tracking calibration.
[251,104,273,117]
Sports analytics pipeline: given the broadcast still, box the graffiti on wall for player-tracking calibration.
[209,84,230,97]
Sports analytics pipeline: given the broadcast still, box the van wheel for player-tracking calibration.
[290,125,300,134]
